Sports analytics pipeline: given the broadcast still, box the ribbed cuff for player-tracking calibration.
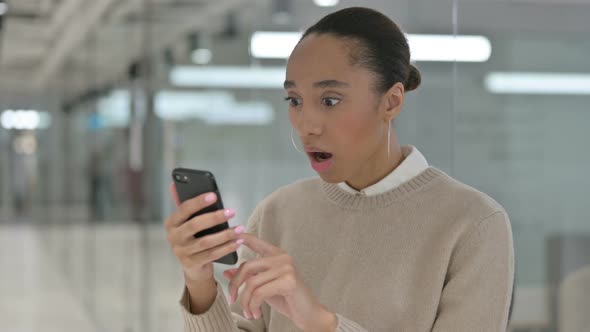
[335,313,368,332]
[180,281,236,331]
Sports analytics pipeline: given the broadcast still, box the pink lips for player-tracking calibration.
[307,151,333,173]
[304,146,334,173]
[310,157,333,172]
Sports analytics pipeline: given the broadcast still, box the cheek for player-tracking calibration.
[288,110,298,128]
[332,111,379,154]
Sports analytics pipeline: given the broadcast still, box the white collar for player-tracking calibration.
[338,145,429,196]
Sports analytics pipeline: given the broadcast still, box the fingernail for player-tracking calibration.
[205,193,216,203]
[228,294,234,304]
[243,310,251,319]
[224,208,235,217]
[234,225,245,234]
[236,238,244,245]
[254,312,260,319]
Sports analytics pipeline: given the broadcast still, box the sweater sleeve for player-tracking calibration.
[180,280,266,332]
[180,204,269,332]
[432,210,515,332]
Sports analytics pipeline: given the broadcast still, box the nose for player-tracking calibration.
[293,107,323,137]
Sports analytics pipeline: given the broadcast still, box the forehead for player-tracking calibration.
[286,34,365,85]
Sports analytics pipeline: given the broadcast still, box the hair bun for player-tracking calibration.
[405,64,422,92]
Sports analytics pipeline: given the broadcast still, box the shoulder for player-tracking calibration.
[429,167,507,222]
[421,167,512,251]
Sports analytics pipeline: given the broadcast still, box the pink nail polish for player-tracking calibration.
[236,239,244,245]
[205,193,216,203]
[243,310,250,319]
[234,225,245,234]
[224,208,235,217]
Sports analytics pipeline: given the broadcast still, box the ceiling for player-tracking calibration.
[0,0,267,95]
[1,0,590,99]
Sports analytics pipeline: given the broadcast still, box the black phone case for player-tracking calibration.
[172,168,238,265]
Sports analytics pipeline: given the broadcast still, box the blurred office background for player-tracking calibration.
[0,0,589,331]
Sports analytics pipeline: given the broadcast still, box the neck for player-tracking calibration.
[345,135,404,191]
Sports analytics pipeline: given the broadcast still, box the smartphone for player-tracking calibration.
[172,168,238,265]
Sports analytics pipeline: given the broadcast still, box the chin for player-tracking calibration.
[317,171,345,184]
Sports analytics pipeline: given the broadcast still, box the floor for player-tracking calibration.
[0,205,201,332]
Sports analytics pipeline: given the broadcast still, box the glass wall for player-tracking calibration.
[453,2,590,331]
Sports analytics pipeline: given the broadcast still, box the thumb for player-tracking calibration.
[170,182,181,207]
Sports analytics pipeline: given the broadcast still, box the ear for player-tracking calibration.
[380,82,405,122]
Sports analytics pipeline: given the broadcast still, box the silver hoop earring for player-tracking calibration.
[291,128,303,154]
[387,120,391,160]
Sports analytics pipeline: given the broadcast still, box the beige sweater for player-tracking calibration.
[180,167,515,332]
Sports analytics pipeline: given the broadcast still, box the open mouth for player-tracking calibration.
[305,148,334,172]
[309,151,333,162]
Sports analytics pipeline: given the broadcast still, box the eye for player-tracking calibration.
[322,97,341,107]
[284,96,302,107]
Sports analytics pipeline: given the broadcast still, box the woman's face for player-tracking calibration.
[285,33,398,184]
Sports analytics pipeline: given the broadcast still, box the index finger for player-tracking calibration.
[239,233,281,257]
[165,191,218,229]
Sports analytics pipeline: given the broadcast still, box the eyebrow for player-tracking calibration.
[283,80,350,89]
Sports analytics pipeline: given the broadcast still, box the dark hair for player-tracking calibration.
[300,7,421,94]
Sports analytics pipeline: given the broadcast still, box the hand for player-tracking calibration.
[223,234,337,332]
[165,183,245,283]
